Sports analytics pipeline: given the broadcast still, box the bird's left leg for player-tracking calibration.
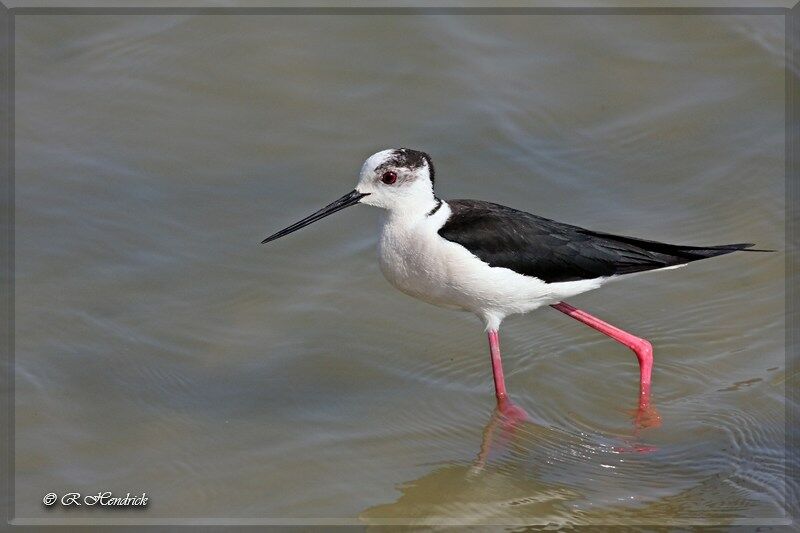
[550,301,659,427]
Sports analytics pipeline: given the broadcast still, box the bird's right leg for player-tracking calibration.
[487,330,507,402]
[486,330,528,422]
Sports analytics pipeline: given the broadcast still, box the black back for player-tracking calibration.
[438,200,758,283]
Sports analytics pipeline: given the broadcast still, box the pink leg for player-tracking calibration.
[550,301,654,413]
[487,330,507,402]
[486,330,530,422]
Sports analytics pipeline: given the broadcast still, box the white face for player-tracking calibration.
[355,149,435,211]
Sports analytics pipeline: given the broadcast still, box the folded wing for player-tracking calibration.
[438,200,762,283]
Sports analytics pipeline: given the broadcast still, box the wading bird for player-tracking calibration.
[262,148,766,423]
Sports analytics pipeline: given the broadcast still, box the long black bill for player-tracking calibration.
[261,190,369,244]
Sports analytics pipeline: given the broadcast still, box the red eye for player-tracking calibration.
[381,171,397,184]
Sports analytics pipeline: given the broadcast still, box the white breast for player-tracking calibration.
[377,202,607,330]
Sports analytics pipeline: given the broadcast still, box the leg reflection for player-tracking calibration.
[472,396,658,473]
[471,398,530,474]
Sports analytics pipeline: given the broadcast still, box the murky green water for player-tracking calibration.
[13,11,791,526]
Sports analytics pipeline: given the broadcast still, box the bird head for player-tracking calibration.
[261,148,436,244]
[355,148,436,212]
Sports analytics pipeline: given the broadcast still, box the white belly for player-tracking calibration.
[377,204,606,330]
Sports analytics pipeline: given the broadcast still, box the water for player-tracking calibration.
[13,12,791,526]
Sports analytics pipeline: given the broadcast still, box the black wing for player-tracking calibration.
[438,200,761,283]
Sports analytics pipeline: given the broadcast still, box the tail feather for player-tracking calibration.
[680,243,775,258]
[581,228,775,274]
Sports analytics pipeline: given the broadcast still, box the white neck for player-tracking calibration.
[384,195,440,222]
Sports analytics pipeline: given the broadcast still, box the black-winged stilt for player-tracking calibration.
[262,148,768,425]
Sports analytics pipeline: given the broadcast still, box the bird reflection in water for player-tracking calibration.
[360,396,660,525]
[471,395,659,476]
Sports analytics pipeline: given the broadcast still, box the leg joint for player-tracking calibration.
[630,337,653,360]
